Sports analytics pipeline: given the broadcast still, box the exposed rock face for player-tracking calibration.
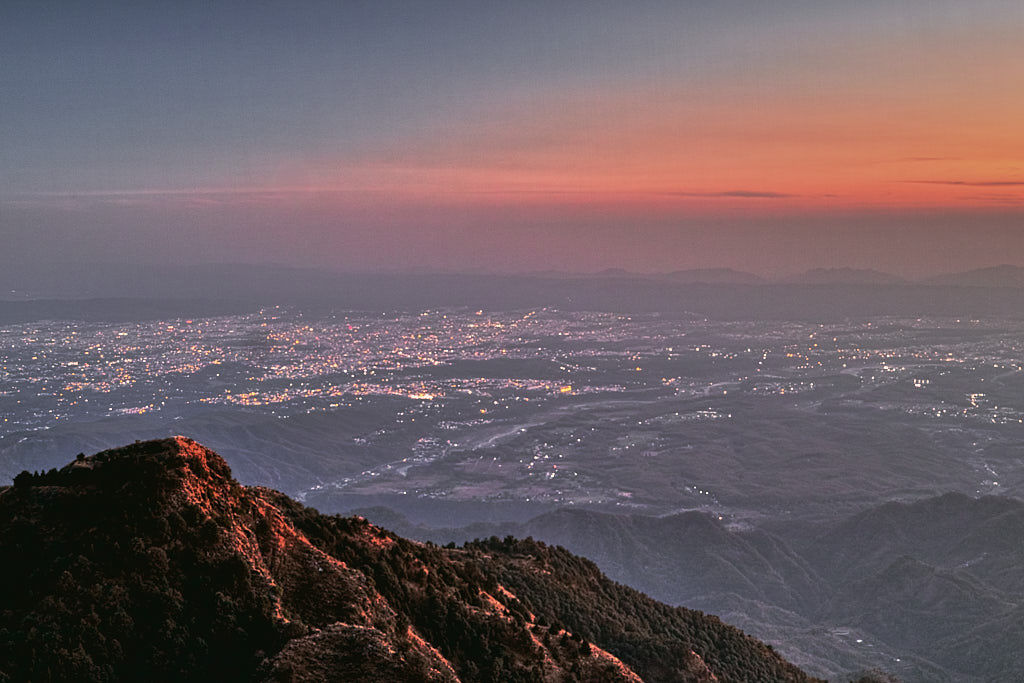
[0,438,816,682]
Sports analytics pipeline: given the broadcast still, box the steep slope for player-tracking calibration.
[372,507,827,615]
[800,493,1024,679]
[361,508,907,680]
[806,492,1024,591]
[0,437,814,682]
[359,493,1024,681]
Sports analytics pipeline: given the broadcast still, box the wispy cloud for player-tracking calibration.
[959,193,1024,204]
[0,186,385,210]
[663,190,795,199]
[904,180,1024,187]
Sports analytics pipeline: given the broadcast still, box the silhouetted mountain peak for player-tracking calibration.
[0,439,814,682]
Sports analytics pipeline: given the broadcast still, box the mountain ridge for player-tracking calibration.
[0,437,815,682]
[359,492,1024,681]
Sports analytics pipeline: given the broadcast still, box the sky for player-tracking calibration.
[3,0,1024,278]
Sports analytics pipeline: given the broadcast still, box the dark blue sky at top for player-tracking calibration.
[2,0,884,192]
[2,1,1024,277]
[6,2,669,189]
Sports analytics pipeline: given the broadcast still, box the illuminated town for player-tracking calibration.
[3,309,1024,520]
[3,310,1022,424]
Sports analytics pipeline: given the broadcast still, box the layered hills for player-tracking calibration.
[0,437,814,682]
[366,494,1024,681]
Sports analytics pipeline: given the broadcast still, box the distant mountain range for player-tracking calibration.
[780,268,908,286]
[658,268,768,285]
[650,264,1024,287]
[0,438,817,682]
[922,264,1024,288]
[5,264,1024,323]
[7,263,1024,301]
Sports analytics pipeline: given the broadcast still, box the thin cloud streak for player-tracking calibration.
[898,157,961,162]
[664,190,796,199]
[905,180,1024,187]
[6,186,802,202]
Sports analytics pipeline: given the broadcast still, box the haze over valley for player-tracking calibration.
[6,276,1024,679]
[7,1,1024,679]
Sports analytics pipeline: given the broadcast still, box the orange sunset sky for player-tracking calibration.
[3,1,1024,276]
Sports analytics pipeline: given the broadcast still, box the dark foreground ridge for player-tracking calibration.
[0,437,818,682]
